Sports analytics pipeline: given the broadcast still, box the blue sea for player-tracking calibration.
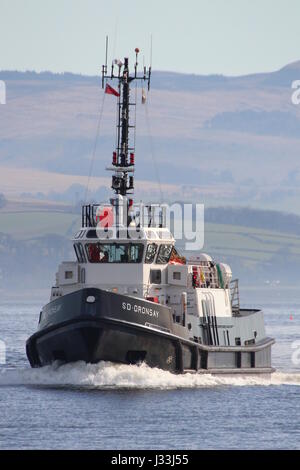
[0,292,299,450]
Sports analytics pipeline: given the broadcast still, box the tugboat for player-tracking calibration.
[26,48,275,374]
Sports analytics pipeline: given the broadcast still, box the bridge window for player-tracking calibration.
[156,244,173,264]
[86,229,97,238]
[145,243,158,263]
[74,243,86,263]
[74,230,85,239]
[85,243,144,264]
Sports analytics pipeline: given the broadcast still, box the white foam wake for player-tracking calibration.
[0,362,300,389]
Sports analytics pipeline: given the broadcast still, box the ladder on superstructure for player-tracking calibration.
[230,279,240,315]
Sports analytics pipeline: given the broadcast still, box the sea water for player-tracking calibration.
[0,299,299,449]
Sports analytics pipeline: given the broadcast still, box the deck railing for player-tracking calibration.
[81,203,167,229]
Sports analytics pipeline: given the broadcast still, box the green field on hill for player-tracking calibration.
[1,209,299,288]
[1,210,299,265]
[204,223,300,262]
[0,211,80,239]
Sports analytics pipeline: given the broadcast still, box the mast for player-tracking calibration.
[102,48,151,198]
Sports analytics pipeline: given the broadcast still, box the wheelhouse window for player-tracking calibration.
[145,243,158,264]
[86,229,97,238]
[156,244,173,264]
[85,243,144,264]
[74,230,85,239]
[74,243,86,263]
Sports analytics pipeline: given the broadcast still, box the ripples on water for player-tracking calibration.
[0,300,299,449]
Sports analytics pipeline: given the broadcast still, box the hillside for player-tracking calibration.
[1,63,300,212]
[1,63,300,292]
[1,204,300,291]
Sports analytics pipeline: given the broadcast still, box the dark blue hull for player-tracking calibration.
[26,288,275,374]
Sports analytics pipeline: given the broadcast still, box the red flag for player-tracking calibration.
[105,83,120,97]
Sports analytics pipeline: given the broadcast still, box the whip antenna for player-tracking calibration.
[102,35,109,88]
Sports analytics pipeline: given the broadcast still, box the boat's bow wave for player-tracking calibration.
[0,362,299,389]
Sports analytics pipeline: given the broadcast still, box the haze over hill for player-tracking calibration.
[1,61,300,212]
[1,62,300,291]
